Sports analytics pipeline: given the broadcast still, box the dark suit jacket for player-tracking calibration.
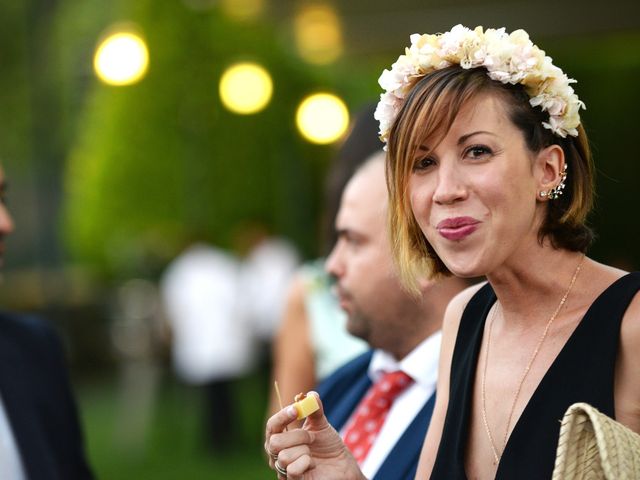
[0,311,93,480]
[317,350,436,480]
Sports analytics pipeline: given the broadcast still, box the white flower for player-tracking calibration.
[438,24,472,57]
[375,25,585,143]
[374,92,402,140]
[530,93,566,117]
[378,55,417,93]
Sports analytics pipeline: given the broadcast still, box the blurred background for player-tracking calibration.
[0,0,638,478]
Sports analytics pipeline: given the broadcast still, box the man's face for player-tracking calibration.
[0,169,14,267]
[325,158,413,348]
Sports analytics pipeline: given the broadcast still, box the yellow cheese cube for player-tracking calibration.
[294,394,320,420]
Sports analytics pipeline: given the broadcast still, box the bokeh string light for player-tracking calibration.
[296,93,349,144]
[94,29,149,86]
[219,62,274,114]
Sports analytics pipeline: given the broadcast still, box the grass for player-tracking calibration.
[77,368,273,479]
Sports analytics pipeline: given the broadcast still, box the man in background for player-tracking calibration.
[318,153,468,480]
[0,167,93,479]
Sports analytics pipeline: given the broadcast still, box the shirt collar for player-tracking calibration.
[368,330,442,389]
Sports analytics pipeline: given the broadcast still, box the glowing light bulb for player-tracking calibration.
[94,31,149,86]
[219,62,273,115]
[294,4,343,65]
[296,93,349,144]
[220,0,265,21]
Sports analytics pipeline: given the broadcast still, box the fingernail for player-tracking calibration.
[286,406,297,418]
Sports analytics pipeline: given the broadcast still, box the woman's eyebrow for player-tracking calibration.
[457,130,497,145]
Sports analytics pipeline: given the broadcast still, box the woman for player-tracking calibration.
[265,25,640,480]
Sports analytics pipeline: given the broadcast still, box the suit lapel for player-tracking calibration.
[373,392,437,480]
[317,351,374,432]
[327,374,372,432]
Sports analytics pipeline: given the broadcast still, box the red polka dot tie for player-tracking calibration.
[343,370,414,464]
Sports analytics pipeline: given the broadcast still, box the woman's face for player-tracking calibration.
[408,94,547,277]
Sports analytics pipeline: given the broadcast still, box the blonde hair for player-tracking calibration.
[386,66,595,292]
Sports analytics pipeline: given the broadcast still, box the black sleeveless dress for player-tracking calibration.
[430,272,640,479]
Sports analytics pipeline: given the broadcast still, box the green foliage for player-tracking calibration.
[79,371,272,479]
[547,33,640,268]
[61,0,372,277]
[0,2,31,170]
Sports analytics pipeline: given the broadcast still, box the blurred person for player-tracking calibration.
[239,228,300,345]
[0,167,93,479]
[160,238,253,452]
[265,25,640,480]
[318,153,467,479]
[269,105,380,411]
[110,278,164,452]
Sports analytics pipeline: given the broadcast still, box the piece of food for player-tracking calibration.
[293,392,320,420]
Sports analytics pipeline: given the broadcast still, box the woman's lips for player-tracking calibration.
[436,217,480,241]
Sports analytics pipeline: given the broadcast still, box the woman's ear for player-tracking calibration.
[535,144,566,201]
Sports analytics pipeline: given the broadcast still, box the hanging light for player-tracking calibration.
[220,0,265,21]
[219,62,273,115]
[296,93,349,144]
[94,29,149,86]
[294,4,343,65]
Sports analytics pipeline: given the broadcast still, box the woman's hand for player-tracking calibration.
[265,392,366,480]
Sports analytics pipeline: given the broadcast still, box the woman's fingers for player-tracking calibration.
[277,443,313,469]
[285,453,314,480]
[265,392,338,477]
[265,404,312,468]
[270,429,315,455]
[266,404,298,438]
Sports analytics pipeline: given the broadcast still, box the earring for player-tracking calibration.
[540,164,567,200]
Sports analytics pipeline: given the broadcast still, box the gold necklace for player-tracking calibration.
[480,255,586,465]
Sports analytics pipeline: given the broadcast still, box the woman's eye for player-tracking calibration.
[413,156,435,171]
[465,145,492,159]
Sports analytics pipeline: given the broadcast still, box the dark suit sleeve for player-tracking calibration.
[26,316,94,480]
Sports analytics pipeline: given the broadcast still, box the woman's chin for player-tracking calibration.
[442,256,484,278]
[448,267,482,279]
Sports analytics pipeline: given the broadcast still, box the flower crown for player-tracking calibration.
[374,25,585,143]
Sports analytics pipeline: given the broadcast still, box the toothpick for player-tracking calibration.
[274,381,288,431]
[274,381,284,410]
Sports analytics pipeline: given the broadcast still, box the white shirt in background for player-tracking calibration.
[0,394,26,480]
[161,243,254,383]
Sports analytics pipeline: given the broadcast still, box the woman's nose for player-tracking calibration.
[432,164,467,205]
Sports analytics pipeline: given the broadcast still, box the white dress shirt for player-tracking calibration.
[341,330,442,479]
[160,244,254,383]
[0,394,26,480]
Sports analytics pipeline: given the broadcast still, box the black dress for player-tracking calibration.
[430,273,640,479]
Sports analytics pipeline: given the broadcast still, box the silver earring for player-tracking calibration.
[540,164,567,200]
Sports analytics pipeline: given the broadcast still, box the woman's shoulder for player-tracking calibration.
[441,280,488,341]
[609,268,640,433]
[582,260,640,306]
[449,280,489,309]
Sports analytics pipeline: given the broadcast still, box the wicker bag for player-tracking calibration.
[552,402,640,479]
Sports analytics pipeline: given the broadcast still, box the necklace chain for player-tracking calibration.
[480,255,586,465]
